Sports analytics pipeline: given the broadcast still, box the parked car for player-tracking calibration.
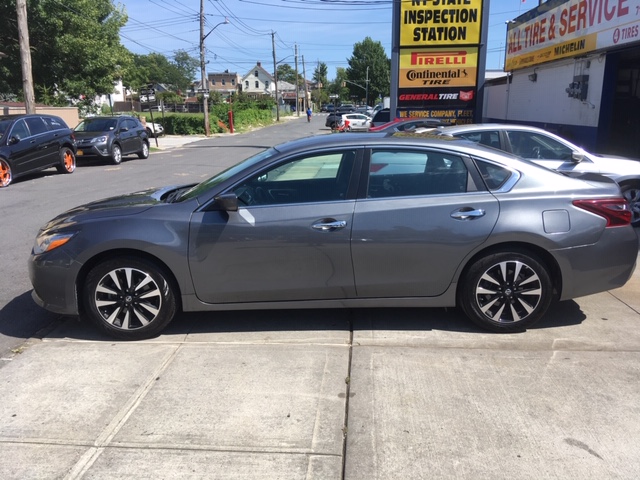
[0,114,76,188]
[336,104,356,114]
[30,133,637,340]
[370,108,391,127]
[428,123,640,226]
[145,121,164,138]
[73,116,150,165]
[325,112,344,129]
[340,113,372,131]
[369,117,446,133]
[321,104,334,113]
[356,106,374,116]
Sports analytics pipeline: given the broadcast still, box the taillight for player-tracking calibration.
[573,198,632,227]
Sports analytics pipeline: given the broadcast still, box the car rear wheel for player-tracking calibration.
[56,146,76,174]
[82,256,178,340]
[137,141,149,159]
[621,183,640,226]
[0,158,12,187]
[459,251,553,333]
[111,144,122,165]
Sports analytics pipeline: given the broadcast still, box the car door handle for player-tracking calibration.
[312,220,347,231]
[451,208,485,220]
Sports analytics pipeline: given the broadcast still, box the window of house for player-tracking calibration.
[255,70,259,77]
[255,81,259,88]
[231,79,235,85]
[265,81,269,88]
[245,81,249,88]
[222,79,226,85]
[211,79,216,85]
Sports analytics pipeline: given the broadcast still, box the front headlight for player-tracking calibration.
[90,136,108,144]
[33,232,76,254]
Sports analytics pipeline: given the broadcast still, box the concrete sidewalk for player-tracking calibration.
[1,254,639,478]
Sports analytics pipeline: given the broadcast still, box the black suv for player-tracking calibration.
[74,116,149,165]
[0,114,77,188]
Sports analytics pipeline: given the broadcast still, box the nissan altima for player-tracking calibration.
[29,134,638,340]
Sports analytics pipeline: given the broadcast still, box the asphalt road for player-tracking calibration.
[0,113,323,356]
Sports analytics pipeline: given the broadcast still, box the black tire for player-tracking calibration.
[111,144,122,165]
[459,251,553,333]
[56,146,76,174]
[0,158,12,187]
[137,141,150,159]
[82,256,178,340]
[620,183,640,227]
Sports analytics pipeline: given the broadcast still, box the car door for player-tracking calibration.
[351,147,499,297]
[24,116,57,170]
[188,148,361,304]
[120,118,139,154]
[5,119,36,176]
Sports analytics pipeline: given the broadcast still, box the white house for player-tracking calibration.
[241,62,275,97]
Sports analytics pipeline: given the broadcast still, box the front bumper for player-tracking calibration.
[28,248,81,316]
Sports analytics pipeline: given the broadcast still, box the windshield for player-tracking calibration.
[75,118,118,132]
[177,147,277,201]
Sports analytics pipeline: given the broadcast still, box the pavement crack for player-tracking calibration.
[340,310,355,480]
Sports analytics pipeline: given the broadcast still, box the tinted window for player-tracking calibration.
[456,130,501,149]
[25,117,48,135]
[0,119,12,139]
[42,116,67,130]
[474,160,512,190]
[507,130,573,160]
[233,150,356,206]
[10,119,30,140]
[368,149,468,198]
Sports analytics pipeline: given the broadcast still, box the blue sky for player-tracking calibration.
[119,0,533,79]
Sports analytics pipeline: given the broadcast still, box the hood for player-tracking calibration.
[40,185,185,231]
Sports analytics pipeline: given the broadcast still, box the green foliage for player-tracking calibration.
[346,37,390,106]
[123,50,198,93]
[0,0,130,102]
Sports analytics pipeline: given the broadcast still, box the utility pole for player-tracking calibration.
[302,55,309,111]
[272,32,279,121]
[294,44,300,117]
[16,0,35,114]
[200,0,210,136]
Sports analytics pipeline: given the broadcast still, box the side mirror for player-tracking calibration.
[212,193,239,212]
[571,151,585,163]
[8,136,20,145]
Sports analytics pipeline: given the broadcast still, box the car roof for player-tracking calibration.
[435,123,549,135]
[271,132,522,164]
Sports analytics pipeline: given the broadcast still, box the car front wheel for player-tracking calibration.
[459,251,553,333]
[111,144,122,165]
[137,141,149,159]
[56,146,76,174]
[0,158,12,187]
[82,256,178,340]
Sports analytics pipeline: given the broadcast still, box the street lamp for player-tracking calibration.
[200,12,228,136]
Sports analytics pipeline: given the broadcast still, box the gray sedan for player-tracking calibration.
[29,134,638,340]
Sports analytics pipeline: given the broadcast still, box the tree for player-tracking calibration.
[276,64,298,85]
[312,62,329,106]
[0,0,130,104]
[123,51,198,93]
[328,67,350,104]
[346,37,390,106]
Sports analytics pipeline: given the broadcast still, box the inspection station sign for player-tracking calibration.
[505,0,640,70]
[400,0,484,46]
